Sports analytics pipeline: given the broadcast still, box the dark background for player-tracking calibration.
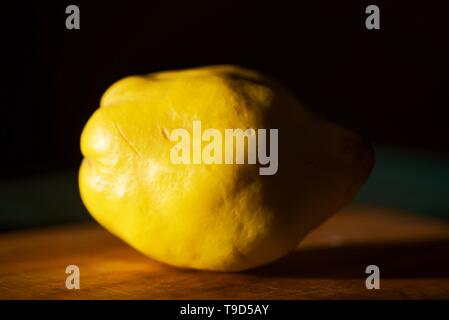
[1,0,449,229]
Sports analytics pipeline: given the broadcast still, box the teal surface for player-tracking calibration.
[1,145,448,230]
[355,145,449,219]
[0,171,91,230]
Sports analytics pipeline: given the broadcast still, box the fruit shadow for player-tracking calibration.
[247,239,449,278]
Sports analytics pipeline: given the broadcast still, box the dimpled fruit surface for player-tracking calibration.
[79,65,374,271]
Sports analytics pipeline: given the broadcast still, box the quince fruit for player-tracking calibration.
[79,65,373,271]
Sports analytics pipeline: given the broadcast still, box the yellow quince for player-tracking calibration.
[79,65,373,271]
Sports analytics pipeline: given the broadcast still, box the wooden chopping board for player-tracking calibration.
[1,204,449,299]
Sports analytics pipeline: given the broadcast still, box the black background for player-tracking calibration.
[3,0,449,178]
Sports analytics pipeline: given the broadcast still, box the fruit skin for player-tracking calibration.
[79,65,374,271]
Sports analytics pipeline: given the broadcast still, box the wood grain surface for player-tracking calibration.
[1,204,449,299]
